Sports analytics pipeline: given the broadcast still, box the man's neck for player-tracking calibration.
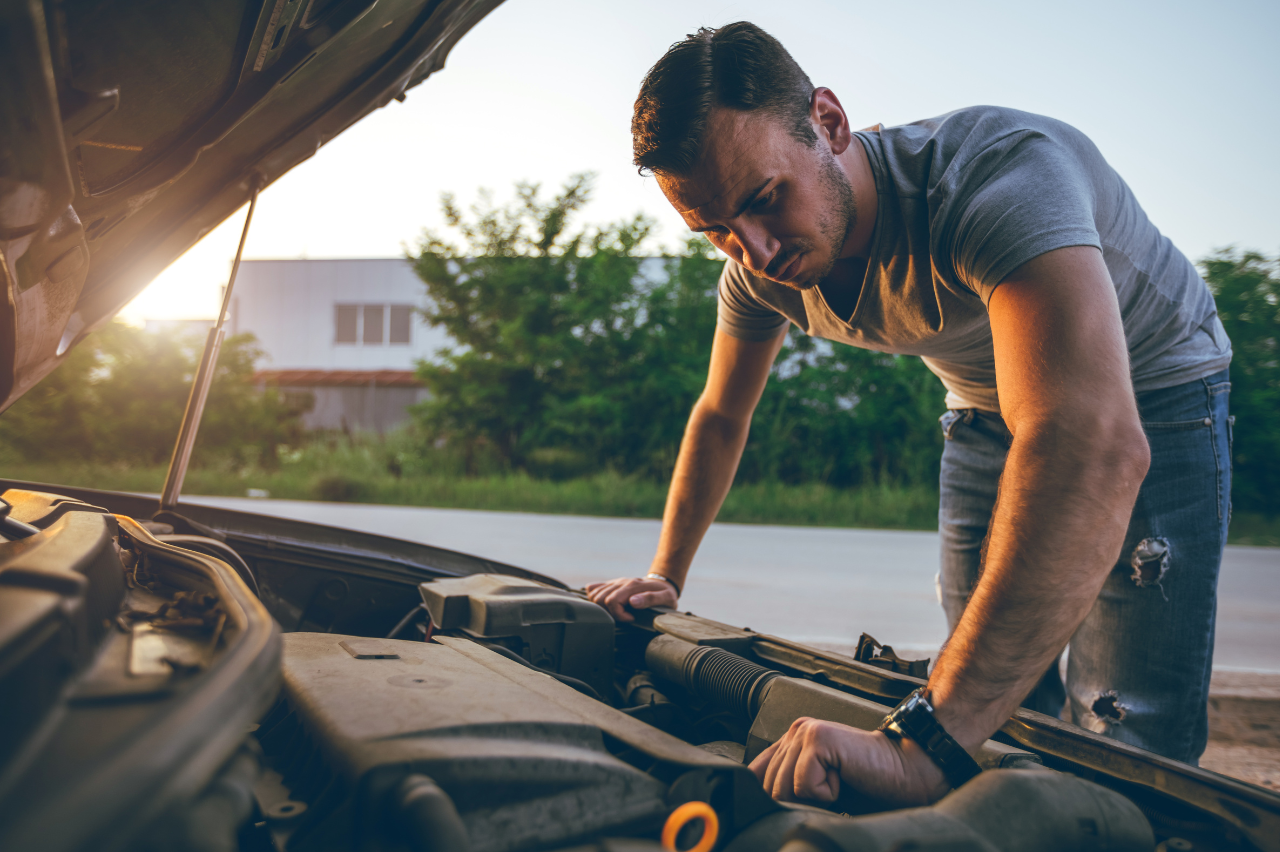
[840,135,878,260]
[817,138,876,323]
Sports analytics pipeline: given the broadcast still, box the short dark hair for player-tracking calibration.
[632,22,817,177]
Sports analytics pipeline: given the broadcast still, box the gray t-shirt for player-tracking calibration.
[717,106,1232,412]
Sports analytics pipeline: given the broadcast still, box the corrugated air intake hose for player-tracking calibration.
[645,634,779,720]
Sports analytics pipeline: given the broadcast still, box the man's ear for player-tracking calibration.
[812,87,852,156]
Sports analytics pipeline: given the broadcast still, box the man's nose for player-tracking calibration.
[736,225,779,275]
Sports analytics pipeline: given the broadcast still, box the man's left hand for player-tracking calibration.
[747,717,951,808]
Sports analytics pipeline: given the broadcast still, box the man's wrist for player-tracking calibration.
[923,672,1008,754]
[874,728,951,802]
[878,688,982,789]
[644,572,681,596]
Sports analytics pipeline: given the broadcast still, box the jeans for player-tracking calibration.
[937,369,1231,764]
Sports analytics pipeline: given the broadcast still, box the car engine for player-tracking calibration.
[2,485,1278,852]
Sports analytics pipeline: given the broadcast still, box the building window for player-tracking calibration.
[334,304,358,344]
[335,302,411,346]
[389,304,412,344]
[363,304,384,344]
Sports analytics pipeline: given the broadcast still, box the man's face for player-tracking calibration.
[658,107,856,291]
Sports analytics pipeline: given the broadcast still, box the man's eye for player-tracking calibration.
[751,190,776,211]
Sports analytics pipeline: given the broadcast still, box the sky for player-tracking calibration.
[120,0,1280,322]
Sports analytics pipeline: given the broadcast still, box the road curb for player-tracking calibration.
[1209,671,1280,748]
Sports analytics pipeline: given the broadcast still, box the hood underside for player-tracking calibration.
[0,0,502,411]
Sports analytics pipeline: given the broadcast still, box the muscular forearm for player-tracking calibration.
[586,330,781,621]
[929,415,1150,750]
[650,399,752,589]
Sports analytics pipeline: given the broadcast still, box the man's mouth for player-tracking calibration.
[769,251,804,282]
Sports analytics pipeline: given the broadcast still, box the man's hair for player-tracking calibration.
[632,22,817,177]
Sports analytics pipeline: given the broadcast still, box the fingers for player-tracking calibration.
[771,731,805,801]
[584,577,678,623]
[748,740,781,781]
[797,744,841,803]
[584,578,635,622]
[752,718,842,804]
[628,588,677,610]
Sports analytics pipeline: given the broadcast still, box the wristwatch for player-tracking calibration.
[877,688,982,789]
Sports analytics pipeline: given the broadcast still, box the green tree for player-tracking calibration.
[0,322,300,466]
[408,174,719,476]
[1202,248,1280,512]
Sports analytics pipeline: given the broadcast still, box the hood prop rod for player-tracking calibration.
[160,181,261,511]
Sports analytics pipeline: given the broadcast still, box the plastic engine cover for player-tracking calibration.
[260,632,778,852]
[420,574,614,698]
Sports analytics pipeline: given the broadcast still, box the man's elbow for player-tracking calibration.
[1105,419,1151,496]
[689,395,752,441]
[1019,410,1150,495]
[1071,412,1150,499]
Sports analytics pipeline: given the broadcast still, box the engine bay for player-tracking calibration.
[2,484,1278,852]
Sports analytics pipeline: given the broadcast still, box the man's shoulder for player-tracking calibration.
[887,105,1081,143]
[717,257,800,338]
[873,106,1092,171]
[864,106,1105,213]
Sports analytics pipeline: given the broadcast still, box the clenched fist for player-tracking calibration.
[748,717,950,808]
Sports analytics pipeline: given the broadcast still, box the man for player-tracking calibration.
[586,22,1233,807]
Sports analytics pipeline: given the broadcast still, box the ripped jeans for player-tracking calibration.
[937,369,1232,764]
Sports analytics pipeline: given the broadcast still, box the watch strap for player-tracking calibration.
[878,688,982,789]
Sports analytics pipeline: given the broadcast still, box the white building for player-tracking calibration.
[229,258,450,433]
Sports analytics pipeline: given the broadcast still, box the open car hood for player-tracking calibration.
[0,0,502,411]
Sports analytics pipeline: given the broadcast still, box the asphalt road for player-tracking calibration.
[187,496,1280,672]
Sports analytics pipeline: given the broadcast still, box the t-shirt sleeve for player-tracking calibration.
[716,259,790,341]
[943,130,1103,304]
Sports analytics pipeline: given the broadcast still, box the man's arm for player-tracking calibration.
[585,327,785,621]
[750,245,1151,805]
[927,244,1149,747]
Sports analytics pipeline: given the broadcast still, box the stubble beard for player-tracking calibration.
[773,150,858,292]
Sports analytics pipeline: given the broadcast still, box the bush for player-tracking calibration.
[524,447,595,481]
[0,321,301,467]
[310,473,373,503]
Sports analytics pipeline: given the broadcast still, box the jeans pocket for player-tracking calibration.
[939,409,972,440]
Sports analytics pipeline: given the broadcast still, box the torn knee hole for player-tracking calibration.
[1091,690,1127,725]
[1129,537,1171,588]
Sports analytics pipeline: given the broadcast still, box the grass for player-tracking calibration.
[1,453,1274,544]
[0,459,941,530]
